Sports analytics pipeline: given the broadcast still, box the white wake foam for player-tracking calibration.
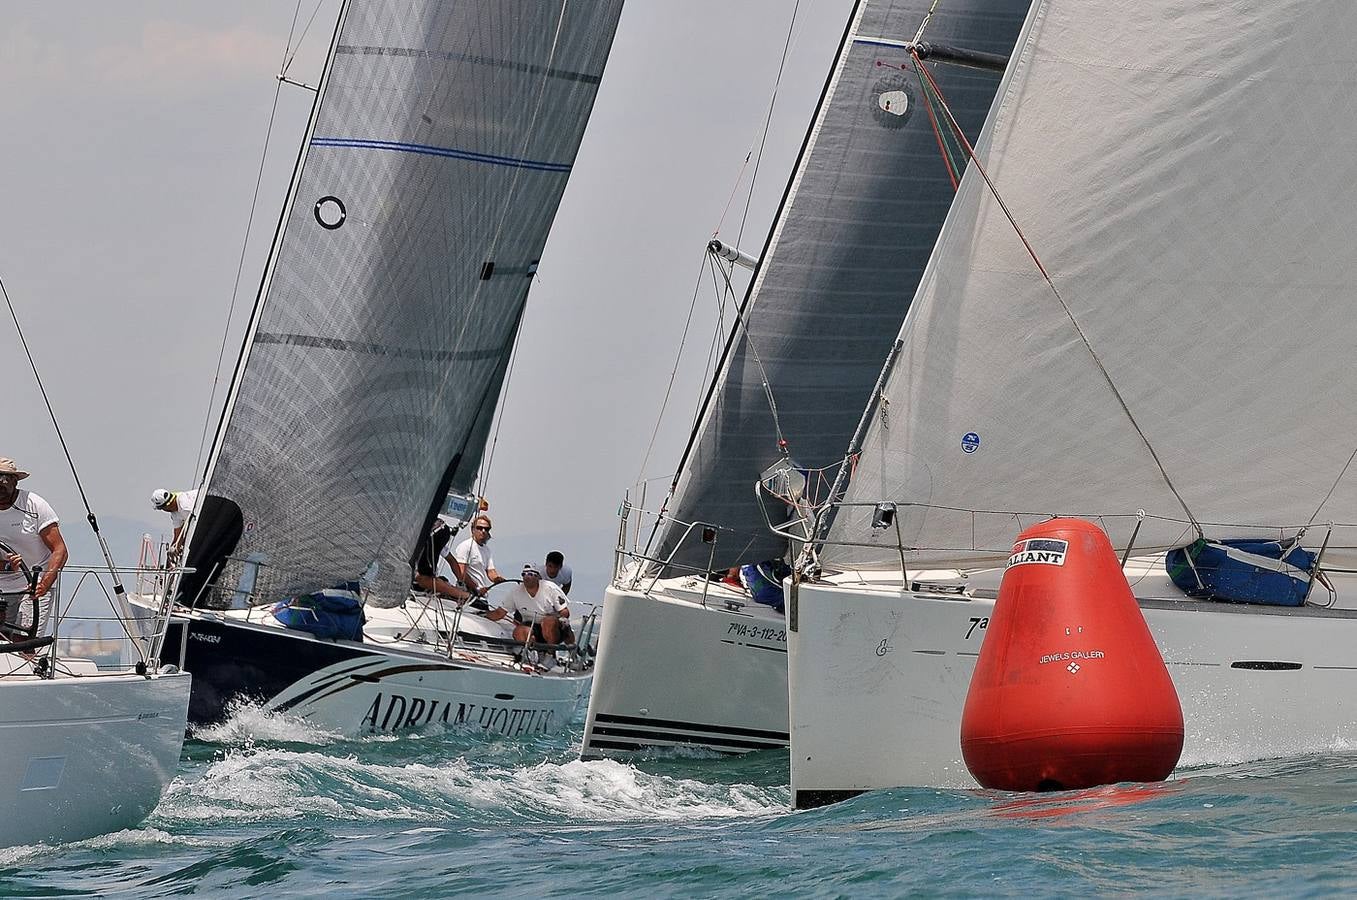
[191,702,345,746]
[154,747,787,828]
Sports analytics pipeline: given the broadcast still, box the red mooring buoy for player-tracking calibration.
[960,518,1184,792]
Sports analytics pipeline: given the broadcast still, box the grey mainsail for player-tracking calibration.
[191,0,624,604]
[825,0,1357,569]
[650,0,1029,574]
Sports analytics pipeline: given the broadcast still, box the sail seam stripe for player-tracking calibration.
[255,332,503,362]
[334,45,601,84]
[309,137,570,172]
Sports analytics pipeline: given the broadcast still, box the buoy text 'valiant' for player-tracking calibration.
[960,518,1184,792]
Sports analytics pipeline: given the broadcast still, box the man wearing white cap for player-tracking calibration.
[484,563,571,645]
[150,487,199,557]
[0,457,68,637]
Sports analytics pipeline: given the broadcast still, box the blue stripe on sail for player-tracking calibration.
[309,137,571,173]
[852,37,910,51]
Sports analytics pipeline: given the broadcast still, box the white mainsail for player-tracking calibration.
[824,0,1357,569]
[189,0,625,604]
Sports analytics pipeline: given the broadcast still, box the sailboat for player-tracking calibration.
[581,0,1030,758]
[0,540,189,846]
[138,0,626,736]
[0,285,189,844]
[786,0,1357,807]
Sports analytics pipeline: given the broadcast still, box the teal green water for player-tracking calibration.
[3,707,1356,897]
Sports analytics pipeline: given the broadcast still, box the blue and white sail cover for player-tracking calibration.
[652,0,1029,573]
[826,0,1357,568]
[203,0,624,603]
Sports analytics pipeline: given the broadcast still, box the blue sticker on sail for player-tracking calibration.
[961,432,981,454]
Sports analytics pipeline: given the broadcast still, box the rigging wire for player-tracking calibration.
[281,0,330,78]
[0,273,147,663]
[193,0,311,481]
[477,312,526,503]
[911,0,943,45]
[464,0,572,498]
[733,0,803,251]
[656,1,807,488]
[710,253,785,450]
[911,54,1201,534]
[632,248,719,494]
[1309,445,1357,526]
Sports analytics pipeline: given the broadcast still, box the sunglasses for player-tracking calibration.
[472,525,491,533]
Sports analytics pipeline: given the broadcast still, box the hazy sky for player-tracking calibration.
[1,0,854,602]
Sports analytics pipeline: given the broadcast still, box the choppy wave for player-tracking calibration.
[190,703,346,747]
[13,717,1357,898]
[152,741,786,831]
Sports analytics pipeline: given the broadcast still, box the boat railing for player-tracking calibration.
[801,499,1353,597]
[609,504,750,605]
[39,563,186,675]
[410,581,597,673]
[170,554,595,673]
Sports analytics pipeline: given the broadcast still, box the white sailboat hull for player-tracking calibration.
[581,580,789,756]
[0,670,191,846]
[788,572,1357,807]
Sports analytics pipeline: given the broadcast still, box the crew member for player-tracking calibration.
[0,458,68,637]
[542,550,572,595]
[450,514,504,598]
[412,515,474,604]
[150,487,199,557]
[485,563,572,645]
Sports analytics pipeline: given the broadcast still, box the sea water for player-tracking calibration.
[4,706,1357,898]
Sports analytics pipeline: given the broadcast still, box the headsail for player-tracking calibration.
[191,0,625,605]
[825,0,1357,569]
[650,0,1030,574]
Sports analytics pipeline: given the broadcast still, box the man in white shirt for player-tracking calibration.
[542,550,572,595]
[450,514,504,598]
[151,487,199,556]
[0,458,68,637]
[485,563,570,644]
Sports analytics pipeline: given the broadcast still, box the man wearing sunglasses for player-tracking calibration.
[0,457,67,637]
[450,514,505,600]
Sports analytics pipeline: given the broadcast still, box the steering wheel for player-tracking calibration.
[0,539,55,654]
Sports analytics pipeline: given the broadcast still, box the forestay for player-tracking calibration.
[196,0,624,604]
[825,0,1357,569]
[652,0,1029,574]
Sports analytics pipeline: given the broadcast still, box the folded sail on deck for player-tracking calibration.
[825,0,1357,569]
[651,0,1030,574]
[194,1,625,603]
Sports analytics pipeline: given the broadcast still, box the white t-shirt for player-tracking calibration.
[451,537,495,589]
[543,562,573,590]
[497,580,568,627]
[170,489,200,530]
[0,489,59,595]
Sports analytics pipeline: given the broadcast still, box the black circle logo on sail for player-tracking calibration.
[871,74,914,129]
[314,196,347,230]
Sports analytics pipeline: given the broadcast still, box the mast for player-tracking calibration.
[182,0,627,606]
[646,0,866,565]
[649,0,1031,574]
[822,0,1357,570]
[174,0,353,599]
